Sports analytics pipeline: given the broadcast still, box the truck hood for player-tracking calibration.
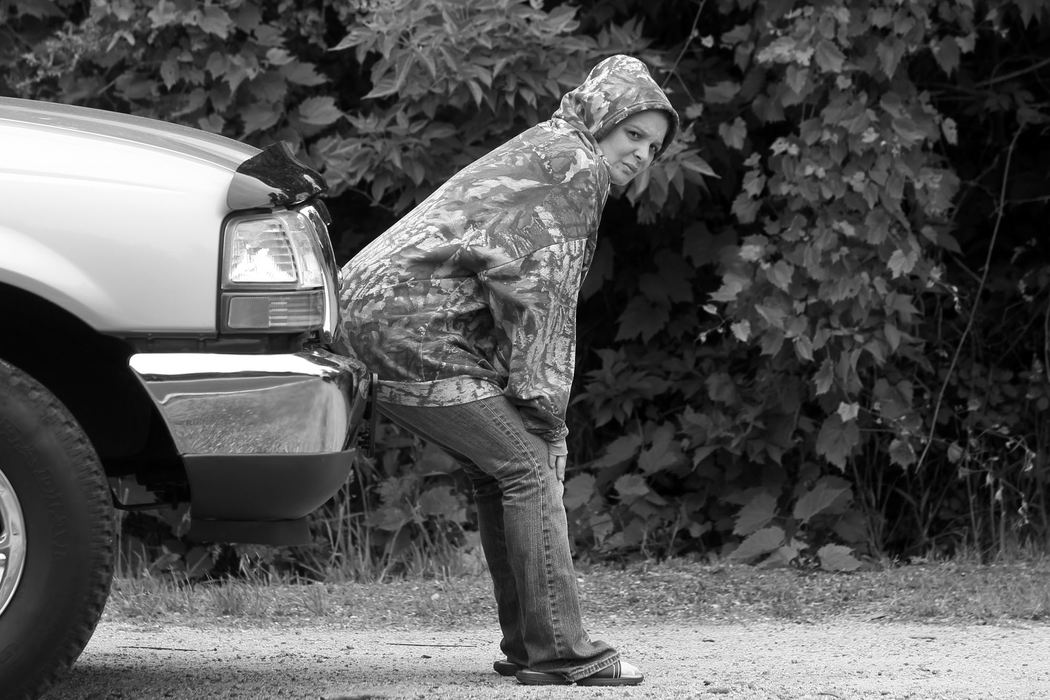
[0,97,324,209]
[0,98,327,334]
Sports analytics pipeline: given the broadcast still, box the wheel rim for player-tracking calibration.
[0,466,26,617]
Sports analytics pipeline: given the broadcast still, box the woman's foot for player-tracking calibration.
[515,660,644,686]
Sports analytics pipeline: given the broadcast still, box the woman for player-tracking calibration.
[337,54,678,686]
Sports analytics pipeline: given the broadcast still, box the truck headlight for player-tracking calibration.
[220,205,338,339]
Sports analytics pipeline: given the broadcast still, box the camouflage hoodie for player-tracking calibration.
[337,55,678,442]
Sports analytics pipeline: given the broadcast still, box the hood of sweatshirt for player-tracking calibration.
[552,54,679,159]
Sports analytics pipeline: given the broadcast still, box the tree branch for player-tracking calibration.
[976,55,1050,88]
[915,124,1025,470]
[661,0,707,91]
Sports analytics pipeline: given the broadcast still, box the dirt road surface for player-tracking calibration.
[43,618,1049,699]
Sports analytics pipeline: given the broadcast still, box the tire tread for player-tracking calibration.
[1,359,114,700]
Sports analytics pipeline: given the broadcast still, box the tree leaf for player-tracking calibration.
[729,526,785,563]
[710,269,751,302]
[638,423,681,474]
[814,357,835,395]
[884,321,902,351]
[933,36,960,76]
[241,102,280,135]
[614,474,649,501]
[836,401,860,422]
[368,504,411,532]
[814,39,846,73]
[815,414,860,469]
[785,65,809,95]
[677,151,719,178]
[759,328,785,356]
[731,320,751,342]
[876,38,904,78]
[593,434,643,469]
[194,6,233,38]
[418,485,463,519]
[1015,0,1043,27]
[889,438,917,467]
[704,81,740,104]
[793,476,852,523]
[564,473,596,510]
[817,543,862,572]
[765,260,794,291]
[159,57,179,89]
[718,117,748,149]
[705,372,739,404]
[759,544,801,568]
[887,248,917,278]
[616,296,669,343]
[655,250,696,302]
[282,61,327,86]
[733,491,778,536]
[298,96,343,126]
[205,51,228,79]
[832,509,869,544]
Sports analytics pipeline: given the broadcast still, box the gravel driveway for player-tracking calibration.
[43,618,1050,699]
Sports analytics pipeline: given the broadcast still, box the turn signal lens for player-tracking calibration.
[224,292,325,330]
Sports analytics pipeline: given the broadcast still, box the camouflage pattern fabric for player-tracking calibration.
[337,54,678,442]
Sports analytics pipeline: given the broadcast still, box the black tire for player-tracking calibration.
[0,359,114,699]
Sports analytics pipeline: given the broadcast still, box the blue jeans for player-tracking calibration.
[379,397,619,680]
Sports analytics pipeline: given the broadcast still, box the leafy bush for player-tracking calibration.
[565,0,1050,568]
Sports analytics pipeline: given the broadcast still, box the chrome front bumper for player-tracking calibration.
[129,349,368,456]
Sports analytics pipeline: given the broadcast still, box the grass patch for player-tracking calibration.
[103,555,1050,628]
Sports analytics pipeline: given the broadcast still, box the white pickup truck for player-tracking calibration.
[0,97,370,699]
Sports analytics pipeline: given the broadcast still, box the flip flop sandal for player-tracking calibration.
[577,660,644,686]
[515,660,644,686]
[515,668,572,685]
[493,659,522,676]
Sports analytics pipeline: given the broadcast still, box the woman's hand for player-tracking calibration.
[547,437,567,482]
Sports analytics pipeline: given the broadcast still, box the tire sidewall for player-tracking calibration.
[0,362,114,697]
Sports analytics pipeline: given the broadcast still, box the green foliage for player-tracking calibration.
[290,423,478,581]
[8,0,338,151]
[727,473,865,571]
[710,1,961,469]
[568,0,1050,568]
[313,0,652,211]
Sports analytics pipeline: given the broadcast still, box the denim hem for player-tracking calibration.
[561,650,621,682]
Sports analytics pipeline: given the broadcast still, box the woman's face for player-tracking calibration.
[598,110,670,186]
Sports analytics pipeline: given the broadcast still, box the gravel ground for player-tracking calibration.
[44,617,1050,699]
